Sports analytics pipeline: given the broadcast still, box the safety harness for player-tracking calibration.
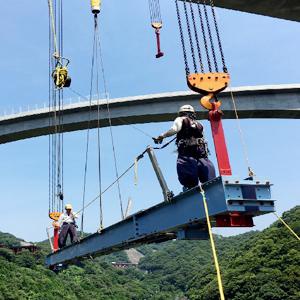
[176,117,209,158]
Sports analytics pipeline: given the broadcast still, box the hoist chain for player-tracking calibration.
[202,0,218,72]
[188,0,204,73]
[196,0,212,72]
[183,0,198,73]
[175,0,190,75]
[209,0,228,72]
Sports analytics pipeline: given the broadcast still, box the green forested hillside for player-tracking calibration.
[0,206,299,300]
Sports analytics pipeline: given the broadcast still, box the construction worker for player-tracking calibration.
[57,204,78,249]
[154,104,216,189]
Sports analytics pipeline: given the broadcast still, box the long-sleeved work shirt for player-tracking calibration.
[161,116,203,138]
[57,212,77,226]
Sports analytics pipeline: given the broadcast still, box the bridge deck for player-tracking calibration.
[191,0,300,22]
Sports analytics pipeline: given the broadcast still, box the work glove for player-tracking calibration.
[153,135,164,144]
[52,221,60,229]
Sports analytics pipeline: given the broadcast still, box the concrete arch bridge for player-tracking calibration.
[0,84,300,145]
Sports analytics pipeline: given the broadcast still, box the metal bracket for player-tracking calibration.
[146,147,173,202]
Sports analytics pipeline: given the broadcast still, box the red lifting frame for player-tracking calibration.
[208,103,232,176]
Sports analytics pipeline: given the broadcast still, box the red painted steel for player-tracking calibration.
[208,103,232,176]
[53,228,59,252]
[155,29,164,58]
[215,213,254,227]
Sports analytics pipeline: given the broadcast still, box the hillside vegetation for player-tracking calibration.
[0,206,299,299]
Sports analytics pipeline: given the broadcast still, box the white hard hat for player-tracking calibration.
[65,204,72,210]
[178,104,195,113]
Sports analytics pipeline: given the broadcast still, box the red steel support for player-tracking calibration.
[208,103,232,176]
[53,227,59,252]
[155,29,164,58]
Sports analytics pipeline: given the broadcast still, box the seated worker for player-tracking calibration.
[154,104,216,189]
[57,204,78,248]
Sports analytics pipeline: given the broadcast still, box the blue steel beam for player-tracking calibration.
[45,176,274,267]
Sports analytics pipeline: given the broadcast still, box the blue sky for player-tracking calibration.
[0,0,299,242]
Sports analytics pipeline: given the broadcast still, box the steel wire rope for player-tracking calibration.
[228,86,254,177]
[80,21,97,236]
[59,0,65,210]
[50,0,59,213]
[149,0,162,24]
[48,10,52,214]
[202,0,218,72]
[96,20,126,220]
[94,15,104,230]
[47,0,58,55]
[55,0,64,212]
[67,87,154,139]
[46,148,148,228]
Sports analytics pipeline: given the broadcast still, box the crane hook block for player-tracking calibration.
[151,22,162,30]
[52,66,71,89]
[187,72,230,95]
[49,212,62,221]
[91,0,101,14]
[200,93,222,110]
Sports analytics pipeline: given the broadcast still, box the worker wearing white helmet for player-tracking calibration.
[154,105,216,189]
[57,204,78,249]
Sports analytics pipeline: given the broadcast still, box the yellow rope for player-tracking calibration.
[200,186,225,300]
[48,0,59,56]
[273,212,300,241]
[229,86,254,177]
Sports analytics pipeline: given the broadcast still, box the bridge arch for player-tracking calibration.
[1,84,300,144]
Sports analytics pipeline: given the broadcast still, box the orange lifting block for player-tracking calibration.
[187,72,230,110]
[187,72,230,95]
[49,211,62,221]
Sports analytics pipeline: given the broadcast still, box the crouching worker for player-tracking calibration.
[153,105,216,190]
[57,204,78,249]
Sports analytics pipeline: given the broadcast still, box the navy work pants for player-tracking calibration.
[59,223,78,248]
[177,155,216,189]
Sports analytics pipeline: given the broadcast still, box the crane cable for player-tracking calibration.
[49,148,148,229]
[95,14,125,220]
[48,0,65,219]
[80,13,98,236]
[94,15,104,231]
[199,185,225,300]
[229,87,255,177]
[67,87,154,139]
[47,0,58,55]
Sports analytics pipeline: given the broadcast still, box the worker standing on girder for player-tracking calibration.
[154,105,216,189]
[56,204,78,249]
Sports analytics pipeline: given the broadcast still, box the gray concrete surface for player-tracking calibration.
[1,84,300,144]
[192,0,300,22]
